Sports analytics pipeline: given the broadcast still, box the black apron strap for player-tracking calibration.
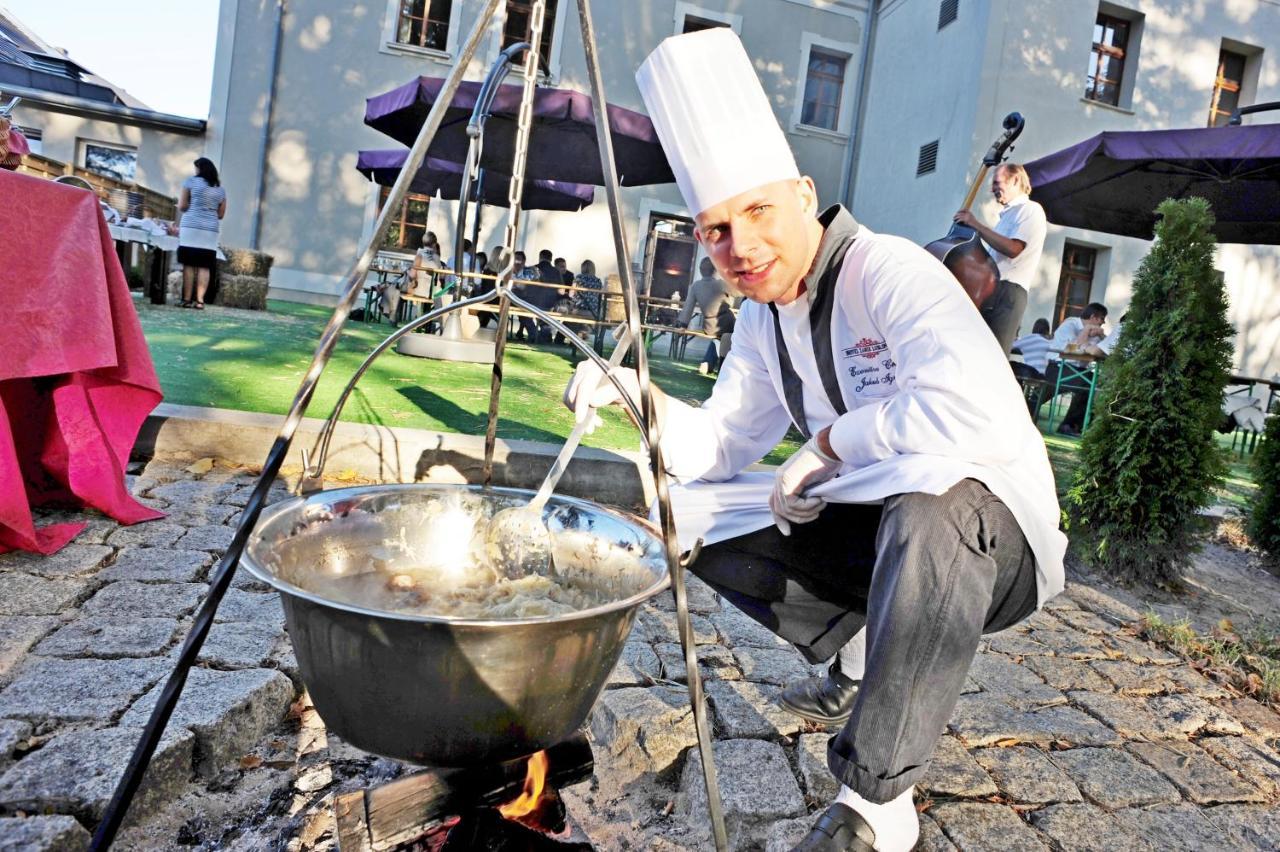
[769,302,812,440]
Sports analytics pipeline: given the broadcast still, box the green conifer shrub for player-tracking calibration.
[1067,198,1233,586]
[1249,412,1280,557]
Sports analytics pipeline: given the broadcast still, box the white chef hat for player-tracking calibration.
[637,27,799,217]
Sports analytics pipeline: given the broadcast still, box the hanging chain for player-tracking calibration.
[497,0,546,291]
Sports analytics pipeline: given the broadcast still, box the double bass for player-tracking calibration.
[924,112,1025,308]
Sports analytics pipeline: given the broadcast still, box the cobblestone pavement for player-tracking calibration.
[0,457,1278,850]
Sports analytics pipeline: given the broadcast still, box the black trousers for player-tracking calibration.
[690,479,1038,802]
[980,279,1028,356]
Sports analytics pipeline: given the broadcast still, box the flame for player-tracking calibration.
[498,750,549,819]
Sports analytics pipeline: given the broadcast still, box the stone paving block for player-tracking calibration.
[27,513,117,547]
[231,563,272,592]
[655,642,740,683]
[948,694,1122,748]
[122,666,295,776]
[797,733,838,803]
[174,524,237,553]
[678,739,805,850]
[1023,608,1067,628]
[1067,691,1165,739]
[1026,628,1108,660]
[639,609,718,645]
[1048,608,1116,635]
[0,725,194,822]
[965,653,1065,710]
[178,504,240,526]
[1206,804,1280,849]
[608,640,661,687]
[706,679,802,739]
[929,802,1047,851]
[1,544,113,579]
[1198,735,1280,798]
[763,816,812,852]
[0,655,169,722]
[1114,803,1229,852]
[0,719,31,772]
[1062,582,1142,625]
[985,630,1055,656]
[1126,740,1263,804]
[1221,697,1280,738]
[148,479,241,506]
[0,574,88,616]
[1089,660,1175,695]
[1157,666,1232,700]
[732,645,812,686]
[1023,656,1112,693]
[99,548,212,583]
[1028,802,1156,851]
[650,578,721,615]
[1103,635,1181,666]
[269,643,300,689]
[197,620,283,668]
[0,616,60,679]
[916,814,959,851]
[33,616,178,659]
[591,686,696,778]
[1050,747,1180,808]
[83,581,206,619]
[105,521,187,549]
[973,746,1082,804]
[920,735,998,798]
[0,814,91,851]
[212,589,285,629]
[1148,693,1246,736]
[707,606,786,649]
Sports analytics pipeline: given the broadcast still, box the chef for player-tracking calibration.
[565,29,1066,852]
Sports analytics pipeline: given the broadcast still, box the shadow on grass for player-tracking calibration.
[395,385,566,445]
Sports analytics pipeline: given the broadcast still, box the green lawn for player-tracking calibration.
[136,297,1256,506]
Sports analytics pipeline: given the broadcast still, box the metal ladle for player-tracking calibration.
[484,326,633,578]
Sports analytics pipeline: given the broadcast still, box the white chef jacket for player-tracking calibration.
[660,209,1066,606]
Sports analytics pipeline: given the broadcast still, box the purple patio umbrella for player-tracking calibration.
[364,76,674,187]
[356,149,594,211]
[1025,123,1280,243]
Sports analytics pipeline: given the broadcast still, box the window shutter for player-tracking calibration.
[917,140,939,176]
[938,0,959,29]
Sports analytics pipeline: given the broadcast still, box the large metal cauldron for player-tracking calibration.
[241,484,669,766]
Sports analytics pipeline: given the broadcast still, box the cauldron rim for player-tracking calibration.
[241,482,672,627]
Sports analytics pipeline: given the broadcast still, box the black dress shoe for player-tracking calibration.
[780,661,860,725]
[790,802,877,851]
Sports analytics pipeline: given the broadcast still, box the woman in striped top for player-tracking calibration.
[1011,317,1052,376]
[175,158,227,309]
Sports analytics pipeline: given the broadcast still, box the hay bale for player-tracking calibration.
[216,274,269,310]
[219,248,274,278]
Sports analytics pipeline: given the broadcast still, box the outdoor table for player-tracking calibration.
[0,170,165,554]
[1044,350,1103,432]
[1227,373,1279,415]
[108,223,179,304]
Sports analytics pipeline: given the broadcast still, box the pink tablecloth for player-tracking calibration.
[0,170,164,553]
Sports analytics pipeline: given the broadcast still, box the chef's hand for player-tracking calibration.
[562,360,640,434]
[770,434,842,536]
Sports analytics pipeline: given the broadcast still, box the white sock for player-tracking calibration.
[836,628,867,681]
[835,785,918,852]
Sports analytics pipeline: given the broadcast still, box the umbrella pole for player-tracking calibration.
[574,1,728,849]
[85,2,505,848]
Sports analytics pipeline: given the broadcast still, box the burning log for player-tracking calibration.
[335,733,593,851]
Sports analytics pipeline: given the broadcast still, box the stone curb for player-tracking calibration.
[137,403,657,509]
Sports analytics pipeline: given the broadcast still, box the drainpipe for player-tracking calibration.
[840,0,879,209]
[250,0,286,250]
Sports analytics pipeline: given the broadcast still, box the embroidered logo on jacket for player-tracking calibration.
[843,338,888,360]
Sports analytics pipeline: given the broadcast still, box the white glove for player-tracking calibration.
[770,437,842,536]
[562,360,640,434]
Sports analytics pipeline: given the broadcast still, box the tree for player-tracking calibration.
[1249,412,1280,558]
[1067,198,1233,586]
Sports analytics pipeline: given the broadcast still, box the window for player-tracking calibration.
[938,0,959,30]
[1055,244,1097,326]
[916,140,939,176]
[801,48,848,131]
[378,186,432,252]
[81,141,137,183]
[1208,47,1247,127]
[502,0,558,76]
[682,15,727,34]
[395,0,453,52]
[1085,12,1130,106]
[15,125,41,155]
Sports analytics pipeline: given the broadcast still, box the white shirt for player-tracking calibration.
[660,228,1067,607]
[990,196,1047,288]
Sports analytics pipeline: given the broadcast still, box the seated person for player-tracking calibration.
[570,260,604,319]
[1042,303,1109,436]
[1011,317,1052,376]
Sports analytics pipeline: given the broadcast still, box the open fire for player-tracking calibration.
[498,749,550,820]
